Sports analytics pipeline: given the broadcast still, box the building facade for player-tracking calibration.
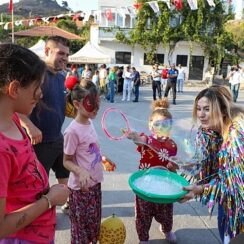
[92,0,215,81]
[235,0,244,20]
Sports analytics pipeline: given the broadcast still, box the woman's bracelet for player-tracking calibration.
[41,194,52,209]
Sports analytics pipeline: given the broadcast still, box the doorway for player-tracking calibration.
[188,56,204,80]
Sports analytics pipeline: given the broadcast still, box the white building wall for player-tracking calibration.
[235,0,244,20]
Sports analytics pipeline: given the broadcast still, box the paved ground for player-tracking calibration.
[50,83,244,244]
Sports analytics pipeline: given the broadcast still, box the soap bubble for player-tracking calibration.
[169,119,205,176]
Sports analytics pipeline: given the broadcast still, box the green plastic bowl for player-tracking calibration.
[128,168,189,203]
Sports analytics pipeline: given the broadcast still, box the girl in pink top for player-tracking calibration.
[64,83,104,244]
[0,44,69,244]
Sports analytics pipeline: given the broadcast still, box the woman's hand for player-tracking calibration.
[47,184,70,206]
[166,161,179,172]
[179,185,204,203]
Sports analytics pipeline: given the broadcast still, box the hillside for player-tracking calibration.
[0,0,69,18]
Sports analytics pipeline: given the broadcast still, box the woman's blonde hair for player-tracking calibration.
[193,85,244,140]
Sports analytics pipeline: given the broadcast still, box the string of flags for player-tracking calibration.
[94,0,232,21]
[1,0,232,30]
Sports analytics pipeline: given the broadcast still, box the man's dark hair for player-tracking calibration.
[46,36,70,47]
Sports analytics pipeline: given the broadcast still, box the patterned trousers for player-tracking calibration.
[69,183,102,244]
[135,196,173,241]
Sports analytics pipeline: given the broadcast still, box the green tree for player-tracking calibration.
[224,20,244,63]
[116,0,233,72]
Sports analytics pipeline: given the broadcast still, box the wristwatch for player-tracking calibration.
[42,194,52,209]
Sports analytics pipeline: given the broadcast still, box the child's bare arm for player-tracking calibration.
[0,184,69,238]
[63,154,92,188]
[18,113,42,145]
[126,131,147,145]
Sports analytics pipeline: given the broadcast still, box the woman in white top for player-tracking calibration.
[177,64,185,93]
[227,66,241,102]
[122,66,133,101]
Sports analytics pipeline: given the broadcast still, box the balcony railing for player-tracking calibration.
[99,27,132,39]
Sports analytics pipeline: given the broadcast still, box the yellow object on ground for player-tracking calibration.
[99,214,126,244]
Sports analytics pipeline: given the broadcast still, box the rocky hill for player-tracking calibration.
[0,0,69,18]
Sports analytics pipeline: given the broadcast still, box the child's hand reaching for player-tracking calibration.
[126,131,146,145]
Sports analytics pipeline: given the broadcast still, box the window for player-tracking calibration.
[176,55,188,66]
[115,52,131,64]
[144,53,164,65]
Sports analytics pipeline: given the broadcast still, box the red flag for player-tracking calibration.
[133,3,143,10]
[105,9,113,21]
[9,0,13,12]
[174,0,183,10]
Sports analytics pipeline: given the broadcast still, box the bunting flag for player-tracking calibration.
[133,3,143,10]
[159,0,171,9]
[9,0,13,12]
[206,0,215,7]
[127,6,137,17]
[187,0,198,10]
[174,0,183,10]
[148,1,160,13]
[117,7,130,18]
[105,9,113,21]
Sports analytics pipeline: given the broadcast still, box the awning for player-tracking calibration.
[13,26,83,40]
[69,41,111,64]
[29,39,46,59]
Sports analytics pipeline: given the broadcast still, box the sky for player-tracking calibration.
[0,0,98,12]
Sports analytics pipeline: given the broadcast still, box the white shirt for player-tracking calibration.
[99,68,107,79]
[230,70,241,85]
[177,67,185,80]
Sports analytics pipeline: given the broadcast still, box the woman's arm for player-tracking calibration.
[0,184,69,238]
[179,184,205,203]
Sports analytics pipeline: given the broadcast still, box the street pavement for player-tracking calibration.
[51,83,244,244]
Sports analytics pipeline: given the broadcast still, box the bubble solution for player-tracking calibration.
[133,174,183,195]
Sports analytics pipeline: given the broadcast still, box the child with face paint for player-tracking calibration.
[63,82,105,243]
[127,98,178,244]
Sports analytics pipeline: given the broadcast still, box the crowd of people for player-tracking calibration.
[0,37,243,244]
[151,63,186,105]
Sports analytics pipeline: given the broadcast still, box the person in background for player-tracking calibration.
[117,66,124,94]
[132,67,141,102]
[122,66,133,102]
[99,64,108,94]
[126,98,178,244]
[181,85,244,243]
[92,70,100,88]
[77,64,83,78]
[151,64,162,100]
[177,64,185,93]
[161,64,168,92]
[227,65,242,102]
[0,43,69,244]
[18,36,71,214]
[106,66,117,103]
[66,64,80,80]
[81,64,92,82]
[164,64,178,105]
